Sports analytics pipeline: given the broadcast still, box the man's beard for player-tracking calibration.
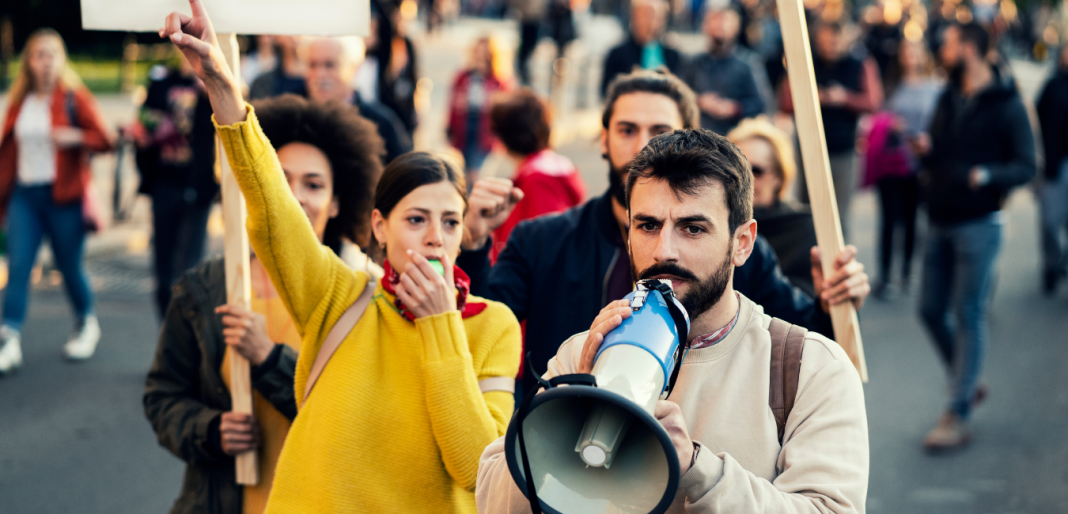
[608,163,627,206]
[630,241,734,322]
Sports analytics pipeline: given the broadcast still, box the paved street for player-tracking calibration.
[1,15,1067,514]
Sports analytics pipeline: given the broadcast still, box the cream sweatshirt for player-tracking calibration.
[476,293,869,513]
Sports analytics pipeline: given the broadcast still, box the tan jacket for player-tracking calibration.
[475,294,869,513]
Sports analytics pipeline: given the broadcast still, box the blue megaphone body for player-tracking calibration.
[504,279,691,514]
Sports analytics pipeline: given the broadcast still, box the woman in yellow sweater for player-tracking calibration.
[160,2,522,512]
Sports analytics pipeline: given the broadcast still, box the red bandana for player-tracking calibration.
[380,260,487,321]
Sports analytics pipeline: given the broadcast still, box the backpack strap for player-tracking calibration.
[303,283,375,404]
[65,90,79,128]
[768,317,807,444]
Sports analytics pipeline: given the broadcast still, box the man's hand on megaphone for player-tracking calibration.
[462,178,523,250]
[578,300,633,374]
[655,400,696,475]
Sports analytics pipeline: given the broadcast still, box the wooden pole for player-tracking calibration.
[773,0,868,382]
[217,32,258,484]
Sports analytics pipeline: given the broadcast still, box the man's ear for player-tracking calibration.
[600,129,608,159]
[731,219,758,267]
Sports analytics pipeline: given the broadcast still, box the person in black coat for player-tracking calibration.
[600,0,683,98]
[1037,45,1068,294]
[918,23,1036,451]
[459,71,870,396]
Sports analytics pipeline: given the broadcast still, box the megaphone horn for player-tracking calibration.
[505,279,690,514]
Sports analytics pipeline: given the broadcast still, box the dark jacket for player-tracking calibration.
[923,67,1037,225]
[1037,70,1068,180]
[143,257,298,514]
[754,201,818,296]
[457,192,832,393]
[682,51,765,135]
[600,36,683,97]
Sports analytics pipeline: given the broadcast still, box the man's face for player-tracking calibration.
[940,26,962,70]
[704,10,740,50]
[306,39,353,104]
[601,92,684,204]
[815,27,842,61]
[628,177,737,320]
[631,2,665,45]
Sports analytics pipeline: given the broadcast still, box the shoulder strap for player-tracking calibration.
[768,317,807,444]
[303,284,375,404]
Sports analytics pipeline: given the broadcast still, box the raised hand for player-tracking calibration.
[158,0,245,125]
[462,178,524,250]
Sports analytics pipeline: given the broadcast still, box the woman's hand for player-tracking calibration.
[218,412,261,456]
[51,126,84,149]
[396,249,457,318]
[158,0,245,125]
[215,304,274,366]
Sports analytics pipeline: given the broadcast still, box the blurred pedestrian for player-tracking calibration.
[161,4,521,509]
[683,6,765,135]
[866,40,943,298]
[919,23,1036,451]
[248,36,305,100]
[511,0,549,85]
[446,36,511,184]
[600,0,683,97]
[1037,45,1068,295]
[144,95,383,514]
[780,20,883,237]
[240,35,276,91]
[0,28,114,372]
[305,37,412,164]
[363,1,419,134]
[486,88,585,262]
[728,116,817,295]
[135,53,219,318]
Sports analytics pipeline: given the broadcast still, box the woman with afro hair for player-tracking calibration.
[143,93,384,514]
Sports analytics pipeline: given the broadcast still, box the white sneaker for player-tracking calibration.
[64,316,100,361]
[0,327,23,374]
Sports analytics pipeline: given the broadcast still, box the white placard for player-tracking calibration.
[80,0,369,36]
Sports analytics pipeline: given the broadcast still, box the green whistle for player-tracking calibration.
[428,259,445,276]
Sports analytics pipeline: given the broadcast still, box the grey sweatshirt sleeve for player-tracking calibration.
[678,338,869,513]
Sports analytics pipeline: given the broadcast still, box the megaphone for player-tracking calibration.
[505,279,690,514]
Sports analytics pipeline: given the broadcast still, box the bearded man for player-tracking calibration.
[475,129,868,513]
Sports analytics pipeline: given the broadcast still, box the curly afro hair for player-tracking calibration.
[252,94,385,251]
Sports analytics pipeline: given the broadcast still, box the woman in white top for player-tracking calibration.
[0,29,114,373]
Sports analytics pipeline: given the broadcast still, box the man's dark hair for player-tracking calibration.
[490,88,551,156]
[955,22,991,57]
[625,129,753,234]
[602,69,700,130]
[253,94,385,251]
[816,20,844,34]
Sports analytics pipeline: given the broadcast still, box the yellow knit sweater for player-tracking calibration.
[215,106,521,513]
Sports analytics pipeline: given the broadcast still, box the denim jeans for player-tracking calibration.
[919,212,1003,419]
[3,184,94,330]
[150,183,213,318]
[1040,160,1068,275]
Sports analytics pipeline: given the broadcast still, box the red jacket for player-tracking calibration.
[490,149,586,262]
[446,69,508,155]
[0,84,114,219]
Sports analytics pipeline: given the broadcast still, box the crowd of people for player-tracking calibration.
[0,0,1065,511]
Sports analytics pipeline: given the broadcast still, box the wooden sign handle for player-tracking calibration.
[773,0,868,382]
[217,32,259,484]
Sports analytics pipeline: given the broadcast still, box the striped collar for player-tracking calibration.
[688,293,741,350]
